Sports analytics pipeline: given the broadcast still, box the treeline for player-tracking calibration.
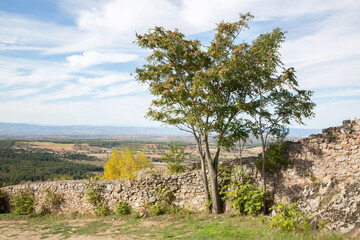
[62,152,99,161]
[37,139,194,148]
[0,140,15,147]
[0,147,102,186]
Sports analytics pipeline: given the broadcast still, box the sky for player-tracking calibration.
[0,0,359,129]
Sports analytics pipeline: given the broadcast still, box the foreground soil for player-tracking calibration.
[0,213,355,240]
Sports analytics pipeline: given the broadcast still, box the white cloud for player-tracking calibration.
[77,74,132,87]
[0,11,77,51]
[1,0,359,127]
[0,95,156,126]
[95,81,147,98]
[66,51,137,68]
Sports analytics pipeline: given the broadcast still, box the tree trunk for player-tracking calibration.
[260,132,267,214]
[208,162,221,214]
[203,135,222,214]
[195,136,210,206]
[200,155,210,204]
[258,86,267,214]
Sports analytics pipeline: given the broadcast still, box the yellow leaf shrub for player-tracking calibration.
[104,147,153,180]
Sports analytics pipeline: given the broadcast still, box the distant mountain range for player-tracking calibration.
[0,122,321,139]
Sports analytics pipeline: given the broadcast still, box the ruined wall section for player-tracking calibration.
[273,119,360,202]
[271,119,360,233]
[2,171,206,214]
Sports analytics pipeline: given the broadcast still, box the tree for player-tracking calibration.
[162,142,186,174]
[242,28,315,212]
[135,13,253,214]
[104,147,153,180]
[135,13,315,214]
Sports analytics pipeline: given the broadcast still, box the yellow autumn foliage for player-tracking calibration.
[104,147,153,180]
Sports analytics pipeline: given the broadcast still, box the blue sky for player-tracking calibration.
[0,0,359,129]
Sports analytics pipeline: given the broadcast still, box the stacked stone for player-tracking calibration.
[1,171,206,215]
[274,119,360,235]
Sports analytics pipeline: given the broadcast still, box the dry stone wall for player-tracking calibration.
[2,171,206,214]
[220,119,360,235]
[269,119,360,234]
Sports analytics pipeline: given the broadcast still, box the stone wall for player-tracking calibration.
[269,119,360,234]
[271,119,359,201]
[219,119,360,234]
[2,171,206,214]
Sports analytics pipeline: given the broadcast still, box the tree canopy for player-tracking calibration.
[135,13,315,213]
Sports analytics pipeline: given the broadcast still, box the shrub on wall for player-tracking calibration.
[147,185,176,216]
[85,176,110,216]
[270,202,313,232]
[10,187,35,215]
[115,201,132,216]
[255,140,289,172]
[221,168,264,215]
[42,188,63,214]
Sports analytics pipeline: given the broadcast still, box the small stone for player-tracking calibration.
[105,185,113,192]
[337,169,346,175]
[337,157,347,162]
[334,145,343,150]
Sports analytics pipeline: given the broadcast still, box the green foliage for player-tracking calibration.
[270,202,313,232]
[150,204,167,216]
[52,175,74,181]
[255,140,289,172]
[222,168,264,215]
[131,211,141,219]
[10,187,35,215]
[162,142,186,174]
[42,188,63,214]
[147,185,176,216]
[0,146,102,186]
[0,140,15,147]
[62,153,99,161]
[114,201,132,216]
[84,176,110,216]
[94,202,111,217]
[0,189,10,213]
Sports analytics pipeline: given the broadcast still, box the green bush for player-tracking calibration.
[225,180,263,215]
[255,140,289,172]
[10,187,35,215]
[84,176,110,216]
[115,201,132,216]
[270,202,312,232]
[42,188,63,214]
[150,203,167,216]
[94,202,111,216]
[147,185,177,216]
[0,189,10,213]
[162,143,186,174]
[131,211,141,219]
[221,168,264,215]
